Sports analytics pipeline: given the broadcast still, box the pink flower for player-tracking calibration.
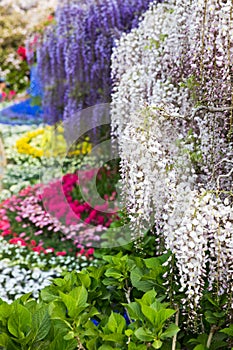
[19,232,26,238]
[0,220,10,231]
[1,91,7,101]
[48,15,54,21]
[97,216,105,225]
[89,210,97,220]
[8,90,16,100]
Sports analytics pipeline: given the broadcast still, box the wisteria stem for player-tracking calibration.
[206,325,217,349]
[124,282,133,323]
[172,306,179,350]
[192,105,233,119]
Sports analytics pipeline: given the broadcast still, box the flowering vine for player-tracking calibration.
[111,0,233,326]
[37,0,163,124]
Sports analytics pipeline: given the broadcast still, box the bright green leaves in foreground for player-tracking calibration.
[0,253,232,349]
[124,289,179,349]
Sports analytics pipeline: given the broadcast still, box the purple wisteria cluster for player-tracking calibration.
[37,0,162,124]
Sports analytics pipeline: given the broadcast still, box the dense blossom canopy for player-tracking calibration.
[111,0,233,322]
[37,0,162,123]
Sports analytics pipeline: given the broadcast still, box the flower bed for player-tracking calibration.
[0,123,94,200]
[0,237,96,302]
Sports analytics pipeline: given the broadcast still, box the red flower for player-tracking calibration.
[76,248,85,257]
[30,240,37,246]
[56,251,67,256]
[17,46,27,60]
[32,246,44,254]
[2,229,11,236]
[9,237,27,246]
[86,248,94,256]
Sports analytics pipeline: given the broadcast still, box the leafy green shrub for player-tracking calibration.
[0,253,232,349]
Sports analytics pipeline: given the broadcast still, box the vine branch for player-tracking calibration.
[191,105,233,119]
[172,306,179,350]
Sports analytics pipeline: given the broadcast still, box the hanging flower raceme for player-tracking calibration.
[163,188,233,322]
[110,0,233,327]
[111,0,233,178]
[37,0,163,124]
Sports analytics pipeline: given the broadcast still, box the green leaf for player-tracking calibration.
[205,294,219,307]
[0,333,8,347]
[46,334,77,350]
[128,344,147,350]
[204,311,217,324]
[0,334,19,350]
[152,339,163,349]
[70,285,88,308]
[125,329,133,337]
[48,301,67,319]
[123,302,144,320]
[220,325,233,337]
[188,334,208,346]
[8,304,32,338]
[213,311,225,318]
[140,289,157,305]
[107,312,126,333]
[63,331,75,340]
[32,306,51,342]
[193,345,207,350]
[59,286,88,318]
[105,268,123,279]
[141,304,157,326]
[40,286,59,303]
[101,333,125,343]
[98,346,114,350]
[158,309,176,324]
[78,272,91,288]
[134,327,154,341]
[0,302,12,320]
[19,292,33,304]
[160,323,180,339]
[130,267,155,292]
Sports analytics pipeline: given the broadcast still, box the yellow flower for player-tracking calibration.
[15,126,93,159]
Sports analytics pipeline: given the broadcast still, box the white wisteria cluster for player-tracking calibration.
[163,188,233,315]
[119,104,194,238]
[111,0,233,322]
[111,0,233,176]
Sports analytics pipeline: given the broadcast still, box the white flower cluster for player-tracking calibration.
[163,189,233,314]
[111,0,233,319]
[118,104,193,237]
